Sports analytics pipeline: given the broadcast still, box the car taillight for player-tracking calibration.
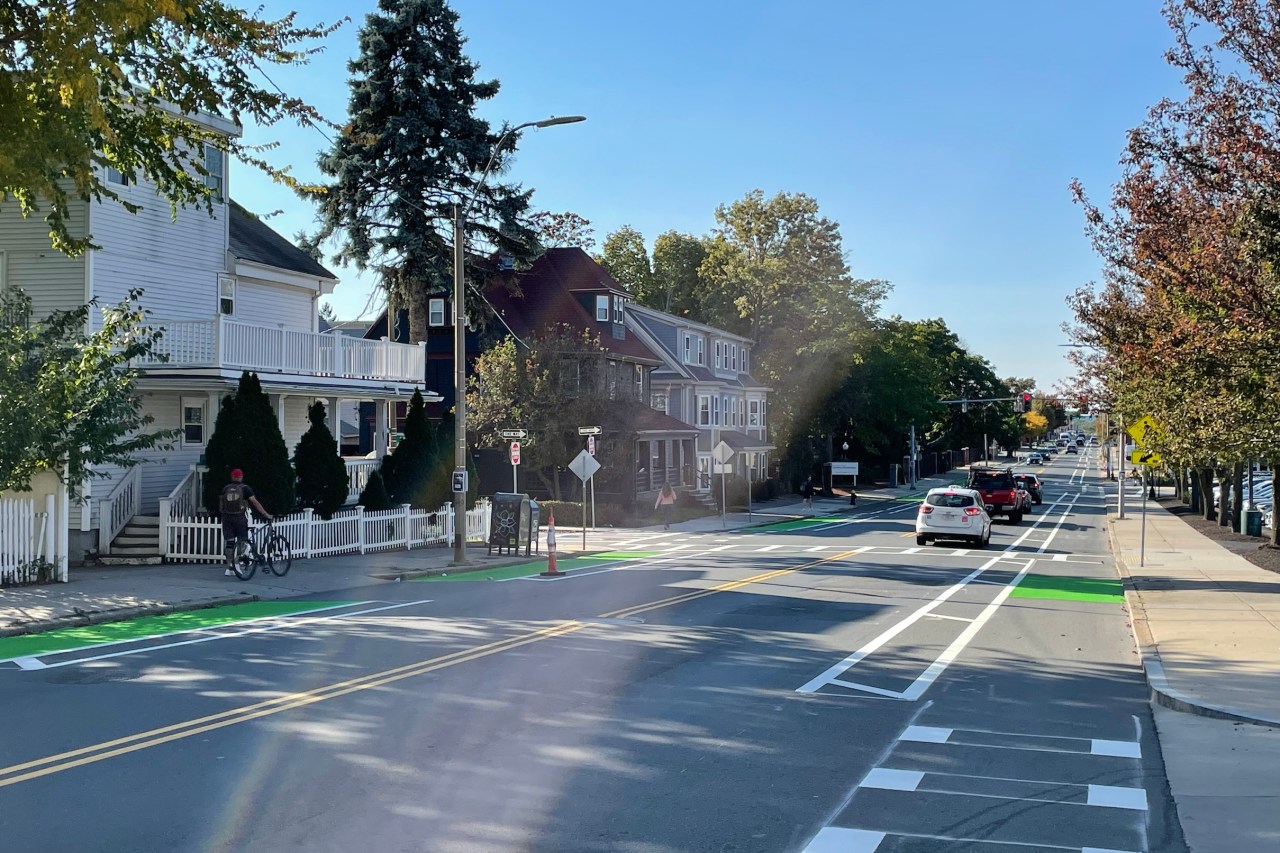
[919,505,933,514]
[964,507,982,516]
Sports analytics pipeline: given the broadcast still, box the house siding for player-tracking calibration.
[88,179,228,330]
[0,194,88,318]
[236,279,315,331]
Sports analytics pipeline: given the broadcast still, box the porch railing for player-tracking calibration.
[98,466,142,555]
[345,459,380,504]
[135,316,426,384]
[635,466,688,493]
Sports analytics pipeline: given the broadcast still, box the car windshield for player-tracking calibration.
[927,493,976,508]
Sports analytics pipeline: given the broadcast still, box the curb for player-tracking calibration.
[368,555,536,581]
[1106,517,1280,728]
[0,593,260,639]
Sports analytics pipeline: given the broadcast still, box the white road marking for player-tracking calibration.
[925,613,976,623]
[12,657,46,671]
[800,827,885,853]
[1087,784,1149,811]
[1083,848,1141,853]
[900,725,952,743]
[707,544,736,552]
[756,544,783,552]
[902,546,922,554]
[1092,739,1142,759]
[797,493,1077,697]
[10,599,435,669]
[1034,496,1080,553]
[806,546,830,552]
[827,678,907,698]
[861,768,924,791]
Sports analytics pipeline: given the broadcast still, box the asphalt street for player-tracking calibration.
[0,449,1187,853]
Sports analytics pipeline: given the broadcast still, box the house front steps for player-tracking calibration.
[100,516,163,565]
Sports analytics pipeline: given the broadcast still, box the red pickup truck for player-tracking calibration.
[966,467,1024,523]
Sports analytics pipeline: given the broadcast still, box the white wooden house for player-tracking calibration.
[0,112,433,564]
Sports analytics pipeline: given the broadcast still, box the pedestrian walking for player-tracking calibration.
[801,476,815,513]
[655,482,677,530]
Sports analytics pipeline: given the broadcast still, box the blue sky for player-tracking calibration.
[234,0,1183,390]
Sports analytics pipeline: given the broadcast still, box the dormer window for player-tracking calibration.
[612,295,624,322]
[596,295,609,322]
[204,144,224,203]
[714,341,722,369]
[731,344,738,372]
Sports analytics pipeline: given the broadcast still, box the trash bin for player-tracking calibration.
[1245,508,1263,537]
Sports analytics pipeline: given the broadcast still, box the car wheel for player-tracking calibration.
[1034,497,1042,505]
[973,534,987,550]
[916,535,928,546]
[1009,511,1023,524]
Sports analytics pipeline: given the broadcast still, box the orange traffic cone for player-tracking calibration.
[540,508,563,577]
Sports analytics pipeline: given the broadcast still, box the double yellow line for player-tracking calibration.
[0,550,854,788]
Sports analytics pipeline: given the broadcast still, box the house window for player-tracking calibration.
[218,275,235,316]
[635,364,646,400]
[204,144,224,202]
[560,360,580,398]
[761,399,767,426]
[596,295,609,321]
[743,349,749,374]
[712,396,720,426]
[749,400,760,426]
[651,391,667,413]
[714,341,722,369]
[696,336,704,365]
[607,360,620,399]
[698,395,710,426]
[731,345,738,372]
[613,295,624,323]
[105,167,132,186]
[429,298,446,326]
[683,333,692,363]
[181,398,206,446]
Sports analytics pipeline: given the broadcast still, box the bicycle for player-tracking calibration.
[228,518,292,580]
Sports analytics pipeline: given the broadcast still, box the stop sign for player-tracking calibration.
[510,441,521,465]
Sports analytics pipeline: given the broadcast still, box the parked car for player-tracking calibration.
[916,487,992,547]
[1014,473,1043,504]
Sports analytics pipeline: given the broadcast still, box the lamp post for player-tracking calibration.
[451,115,585,564]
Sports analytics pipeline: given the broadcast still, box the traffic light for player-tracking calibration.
[1023,392,1032,410]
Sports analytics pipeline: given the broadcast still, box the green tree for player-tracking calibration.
[531,211,594,251]
[382,389,436,507]
[0,288,172,494]
[598,225,657,302]
[1,0,339,255]
[292,401,349,519]
[309,0,537,346]
[358,469,394,511]
[203,372,295,515]
[651,230,708,316]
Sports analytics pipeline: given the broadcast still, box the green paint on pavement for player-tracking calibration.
[1010,575,1124,603]
[0,600,353,661]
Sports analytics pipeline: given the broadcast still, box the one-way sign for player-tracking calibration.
[577,426,602,436]
[500,429,528,439]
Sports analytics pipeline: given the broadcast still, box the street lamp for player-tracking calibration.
[451,115,586,564]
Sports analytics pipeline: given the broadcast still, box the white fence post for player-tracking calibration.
[401,504,412,549]
[356,505,366,554]
[158,497,171,560]
[44,494,56,567]
[302,508,314,558]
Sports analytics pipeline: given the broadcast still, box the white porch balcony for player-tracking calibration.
[135,316,426,384]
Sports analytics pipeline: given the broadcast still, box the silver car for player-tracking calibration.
[916,487,993,548]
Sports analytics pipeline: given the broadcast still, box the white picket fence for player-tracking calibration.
[1,496,52,585]
[163,499,491,563]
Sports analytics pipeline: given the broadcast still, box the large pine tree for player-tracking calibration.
[310,0,539,345]
[202,372,296,515]
[293,401,350,518]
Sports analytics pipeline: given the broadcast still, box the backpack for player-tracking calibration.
[219,483,248,515]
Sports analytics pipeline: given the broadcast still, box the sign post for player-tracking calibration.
[567,449,602,552]
[712,441,734,529]
[509,441,521,492]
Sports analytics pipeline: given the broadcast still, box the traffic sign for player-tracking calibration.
[1130,449,1161,466]
[587,435,596,456]
[500,429,528,439]
[510,441,521,465]
[1126,415,1164,447]
[712,441,734,465]
[568,449,601,482]
[577,426,602,436]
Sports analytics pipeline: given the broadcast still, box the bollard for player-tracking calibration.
[540,508,563,577]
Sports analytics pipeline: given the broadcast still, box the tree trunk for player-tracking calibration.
[1188,468,1201,514]
[1231,461,1245,532]
[406,286,429,347]
[1272,467,1279,547]
[1218,470,1231,527]
[1198,468,1215,520]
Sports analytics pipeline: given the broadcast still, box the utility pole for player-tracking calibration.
[909,425,917,487]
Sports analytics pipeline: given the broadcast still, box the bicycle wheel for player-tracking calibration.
[232,539,256,580]
[266,532,293,577]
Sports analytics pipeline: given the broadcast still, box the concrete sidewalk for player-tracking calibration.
[1107,492,1280,853]
[0,479,941,639]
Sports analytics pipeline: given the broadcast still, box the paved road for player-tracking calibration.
[0,450,1186,852]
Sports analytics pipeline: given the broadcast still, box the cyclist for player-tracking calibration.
[220,468,273,577]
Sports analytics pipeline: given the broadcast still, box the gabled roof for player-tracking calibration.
[485,248,660,363]
[229,201,336,281]
[626,303,769,390]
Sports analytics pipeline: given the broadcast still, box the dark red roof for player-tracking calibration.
[485,248,659,363]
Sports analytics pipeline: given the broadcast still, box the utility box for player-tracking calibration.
[888,464,900,488]
[1245,508,1263,537]
[489,492,534,556]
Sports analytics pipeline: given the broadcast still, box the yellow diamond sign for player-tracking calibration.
[1130,449,1161,466]
[1126,415,1164,447]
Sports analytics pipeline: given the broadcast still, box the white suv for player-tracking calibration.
[916,487,992,548]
